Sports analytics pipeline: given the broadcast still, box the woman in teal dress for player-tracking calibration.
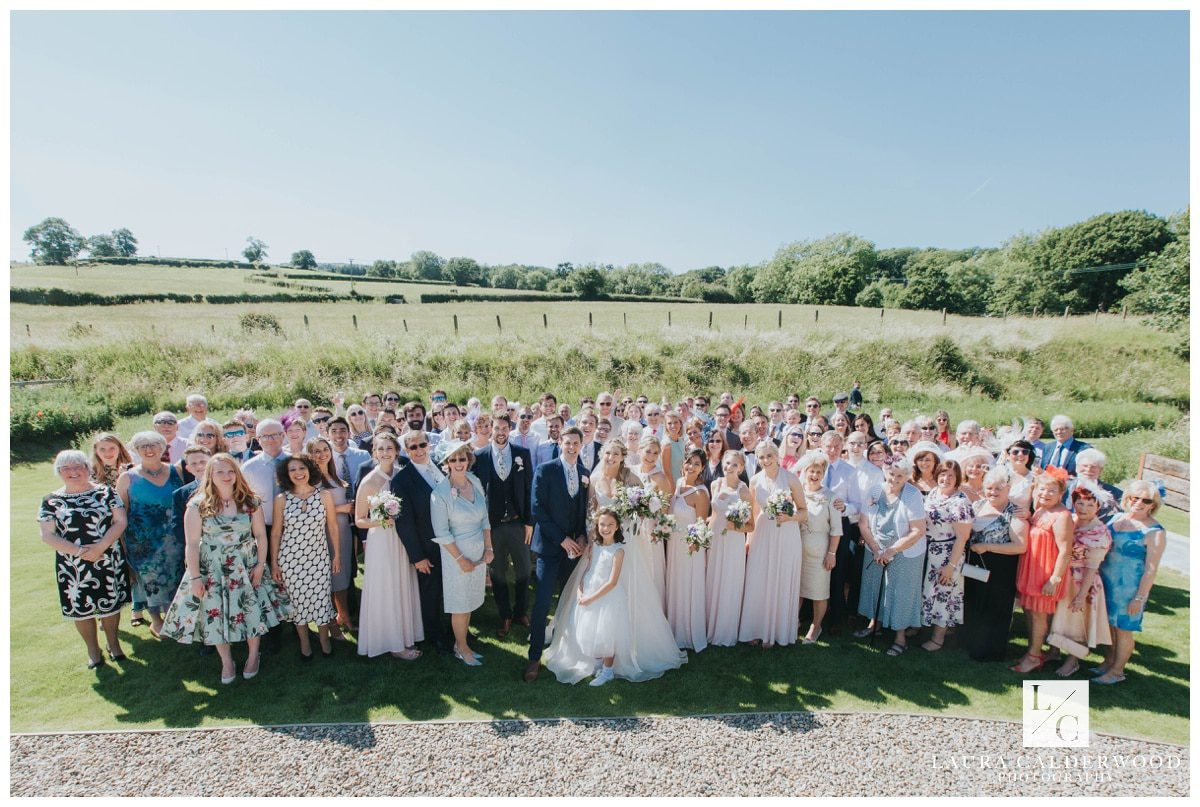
[1094,481,1167,685]
[116,431,184,637]
[161,454,292,684]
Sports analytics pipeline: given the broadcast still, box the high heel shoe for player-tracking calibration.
[243,654,261,680]
[1010,653,1045,673]
[454,648,483,667]
[220,667,237,685]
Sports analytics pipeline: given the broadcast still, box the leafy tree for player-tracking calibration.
[755,233,875,305]
[546,277,572,293]
[607,263,671,296]
[569,265,607,299]
[111,228,137,257]
[243,237,268,264]
[944,251,998,316]
[367,259,397,278]
[407,250,445,280]
[874,247,919,282]
[724,265,758,302]
[854,278,906,308]
[290,250,317,270]
[86,233,118,258]
[489,265,523,289]
[898,249,960,310]
[23,217,85,264]
[443,256,483,286]
[1120,208,1189,333]
[555,262,574,277]
[518,269,551,291]
[1027,210,1173,311]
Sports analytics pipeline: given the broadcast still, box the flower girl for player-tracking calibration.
[546,507,686,685]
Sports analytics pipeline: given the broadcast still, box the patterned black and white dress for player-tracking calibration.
[38,485,131,620]
[276,491,336,625]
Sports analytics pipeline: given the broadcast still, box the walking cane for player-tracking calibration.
[869,551,888,649]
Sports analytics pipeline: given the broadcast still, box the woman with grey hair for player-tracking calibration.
[115,431,184,638]
[961,466,1028,662]
[854,457,927,655]
[39,450,132,668]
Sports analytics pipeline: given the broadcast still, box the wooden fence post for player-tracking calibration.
[942,308,947,325]
[814,308,819,324]
[352,314,358,330]
[668,311,672,327]
[25,324,30,337]
[708,311,713,329]
[1032,306,1038,318]
[777,310,782,328]
[880,308,885,319]
[211,324,215,334]
[1123,306,1128,321]
[744,314,748,330]
[1094,308,1100,322]
[303,314,309,329]
[1063,306,1071,319]
[403,319,408,333]
[496,314,502,334]
[453,314,459,336]
[623,311,627,330]
[1003,307,1008,321]
[543,313,548,329]
[589,312,593,329]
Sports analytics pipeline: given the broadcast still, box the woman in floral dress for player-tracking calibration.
[919,460,974,652]
[1046,482,1113,676]
[160,454,291,684]
[38,450,131,669]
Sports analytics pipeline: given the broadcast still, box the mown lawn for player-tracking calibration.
[11,456,1189,743]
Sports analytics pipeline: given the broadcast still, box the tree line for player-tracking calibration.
[21,208,1188,345]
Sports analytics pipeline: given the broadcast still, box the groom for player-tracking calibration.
[524,426,589,682]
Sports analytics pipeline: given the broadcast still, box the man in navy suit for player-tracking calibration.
[524,427,589,682]
[474,414,534,639]
[391,430,452,655]
[1040,414,1091,476]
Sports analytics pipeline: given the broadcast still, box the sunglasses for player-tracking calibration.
[695,403,708,409]
[195,432,217,439]
[788,434,803,440]
[154,419,177,426]
[431,394,447,402]
[1133,496,1156,506]
[224,430,246,439]
[807,432,822,437]
[408,442,429,450]
[384,396,400,402]
[891,440,910,447]
[806,404,819,409]
[1008,447,1031,455]
[296,404,311,409]
[312,417,330,425]
[920,425,936,430]
[446,455,469,463]
[519,414,533,420]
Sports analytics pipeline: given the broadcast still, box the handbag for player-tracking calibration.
[961,549,990,582]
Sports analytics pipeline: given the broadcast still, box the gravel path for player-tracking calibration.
[11,712,1188,796]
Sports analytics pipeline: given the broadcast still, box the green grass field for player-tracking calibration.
[9,265,1190,740]
[10,446,1190,743]
[9,262,559,301]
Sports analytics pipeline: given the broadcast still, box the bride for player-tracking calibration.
[546,438,686,683]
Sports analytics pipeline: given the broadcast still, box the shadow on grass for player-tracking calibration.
[76,577,1189,746]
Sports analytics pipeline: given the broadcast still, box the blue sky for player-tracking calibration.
[9,11,1189,270]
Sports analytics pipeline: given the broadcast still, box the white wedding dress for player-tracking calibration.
[545,482,687,683]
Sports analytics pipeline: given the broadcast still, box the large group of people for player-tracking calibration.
[40,387,1168,689]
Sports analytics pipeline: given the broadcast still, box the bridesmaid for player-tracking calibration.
[738,441,808,649]
[305,436,355,638]
[354,433,423,660]
[1010,470,1073,673]
[660,410,687,483]
[665,450,710,652]
[633,435,672,607]
[270,455,340,660]
[1093,481,1168,685]
[796,452,842,645]
[706,450,752,646]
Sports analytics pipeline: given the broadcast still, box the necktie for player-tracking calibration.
[338,453,350,481]
[824,465,833,488]
[1049,443,1064,468]
[566,463,578,497]
[497,448,508,480]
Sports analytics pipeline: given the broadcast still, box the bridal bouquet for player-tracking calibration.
[649,513,676,544]
[763,488,796,521]
[368,492,402,529]
[724,499,751,534]
[685,521,713,554]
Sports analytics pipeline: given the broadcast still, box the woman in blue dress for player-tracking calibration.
[430,440,493,666]
[116,431,184,638]
[1094,481,1167,685]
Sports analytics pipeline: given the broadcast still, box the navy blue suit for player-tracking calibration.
[391,462,448,651]
[474,444,535,620]
[1040,437,1092,476]
[527,457,589,661]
